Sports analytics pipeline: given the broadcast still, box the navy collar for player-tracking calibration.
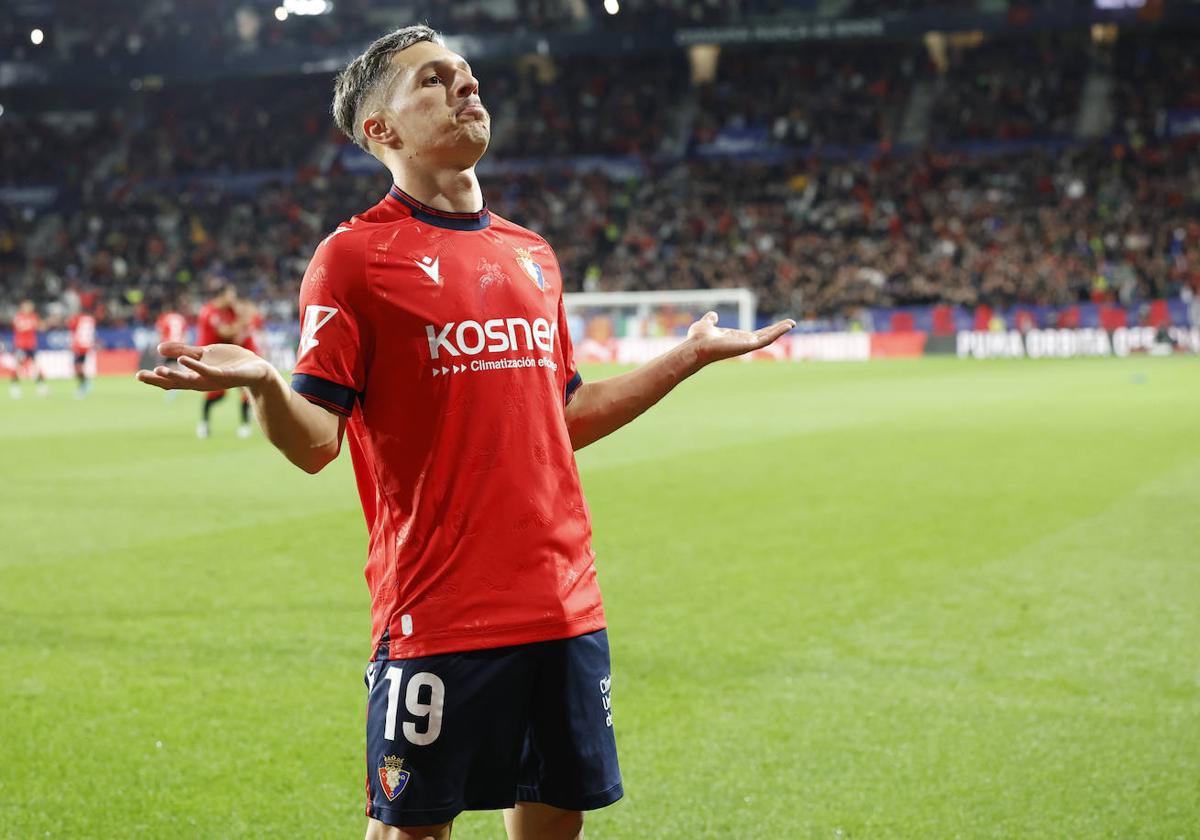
[387,185,490,231]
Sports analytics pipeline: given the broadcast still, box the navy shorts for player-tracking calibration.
[364,629,622,827]
[16,348,36,363]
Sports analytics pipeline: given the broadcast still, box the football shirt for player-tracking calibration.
[292,186,604,659]
[13,312,38,350]
[69,314,96,354]
[157,312,188,344]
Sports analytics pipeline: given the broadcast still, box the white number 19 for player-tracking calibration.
[382,667,445,746]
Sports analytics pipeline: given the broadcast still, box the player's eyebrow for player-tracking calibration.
[370,53,475,117]
[410,57,473,82]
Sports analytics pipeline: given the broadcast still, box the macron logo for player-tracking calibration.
[298,305,338,358]
[415,256,440,284]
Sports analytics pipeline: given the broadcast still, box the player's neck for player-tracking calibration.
[390,166,484,215]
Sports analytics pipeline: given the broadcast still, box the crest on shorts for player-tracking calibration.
[378,755,411,801]
[514,247,546,291]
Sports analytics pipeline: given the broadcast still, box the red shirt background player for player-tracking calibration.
[68,313,97,358]
[197,286,260,353]
[156,309,188,347]
[12,302,40,354]
[154,305,189,403]
[67,311,97,397]
[194,285,258,438]
[197,285,244,346]
[9,300,47,397]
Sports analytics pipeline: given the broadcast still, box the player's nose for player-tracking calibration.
[455,70,479,101]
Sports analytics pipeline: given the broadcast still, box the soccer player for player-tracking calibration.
[67,309,97,398]
[154,301,190,402]
[156,302,189,350]
[136,25,794,840]
[9,300,47,398]
[194,284,257,438]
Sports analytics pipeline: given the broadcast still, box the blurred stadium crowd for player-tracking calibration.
[2,1,1199,331]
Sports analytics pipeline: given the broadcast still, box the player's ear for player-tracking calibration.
[363,110,401,151]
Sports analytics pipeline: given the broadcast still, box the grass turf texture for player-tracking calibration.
[1,357,1197,839]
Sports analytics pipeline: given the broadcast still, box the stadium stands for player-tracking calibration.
[2,6,1199,330]
[692,42,922,149]
[925,33,1090,142]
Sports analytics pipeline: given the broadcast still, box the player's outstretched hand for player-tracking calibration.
[135,342,275,392]
[686,311,796,365]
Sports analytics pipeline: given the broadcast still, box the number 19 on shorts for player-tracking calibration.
[375,666,446,746]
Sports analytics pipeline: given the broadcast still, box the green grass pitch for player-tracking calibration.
[1,357,1197,839]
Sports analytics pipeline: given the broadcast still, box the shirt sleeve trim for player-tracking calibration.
[564,370,583,405]
[292,373,358,417]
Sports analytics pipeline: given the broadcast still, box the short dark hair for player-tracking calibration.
[332,24,444,151]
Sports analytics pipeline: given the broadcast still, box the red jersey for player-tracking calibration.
[157,311,188,344]
[197,302,259,354]
[196,302,236,346]
[69,314,97,354]
[13,311,39,351]
[292,185,601,659]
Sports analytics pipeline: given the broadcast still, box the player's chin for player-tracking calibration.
[456,120,490,148]
[459,113,489,133]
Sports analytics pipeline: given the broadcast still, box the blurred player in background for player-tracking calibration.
[155,302,190,402]
[156,302,189,351]
[67,309,97,399]
[194,285,258,438]
[137,24,794,840]
[9,300,47,399]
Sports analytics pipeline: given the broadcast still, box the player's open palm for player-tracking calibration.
[686,311,796,364]
[136,342,273,392]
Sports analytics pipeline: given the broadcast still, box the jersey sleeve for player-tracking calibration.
[291,230,369,417]
[557,292,582,405]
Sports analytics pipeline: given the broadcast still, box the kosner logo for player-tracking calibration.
[425,317,556,360]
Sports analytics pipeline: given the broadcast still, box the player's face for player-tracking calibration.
[373,41,490,168]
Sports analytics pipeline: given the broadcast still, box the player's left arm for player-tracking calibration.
[564,311,795,450]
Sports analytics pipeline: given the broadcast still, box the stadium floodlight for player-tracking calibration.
[30,28,44,45]
[282,0,331,15]
[604,0,620,14]
[274,6,288,21]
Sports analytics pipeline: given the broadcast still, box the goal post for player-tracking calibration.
[562,288,760,365]
[563,288,757,338]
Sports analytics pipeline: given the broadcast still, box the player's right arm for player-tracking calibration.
[138,229,366,474]
[137,342,345,473]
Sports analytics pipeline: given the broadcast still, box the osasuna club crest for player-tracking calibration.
[514,247,546,291]
[379,755,411,801]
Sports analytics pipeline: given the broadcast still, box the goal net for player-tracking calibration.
[563,288,757,365]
